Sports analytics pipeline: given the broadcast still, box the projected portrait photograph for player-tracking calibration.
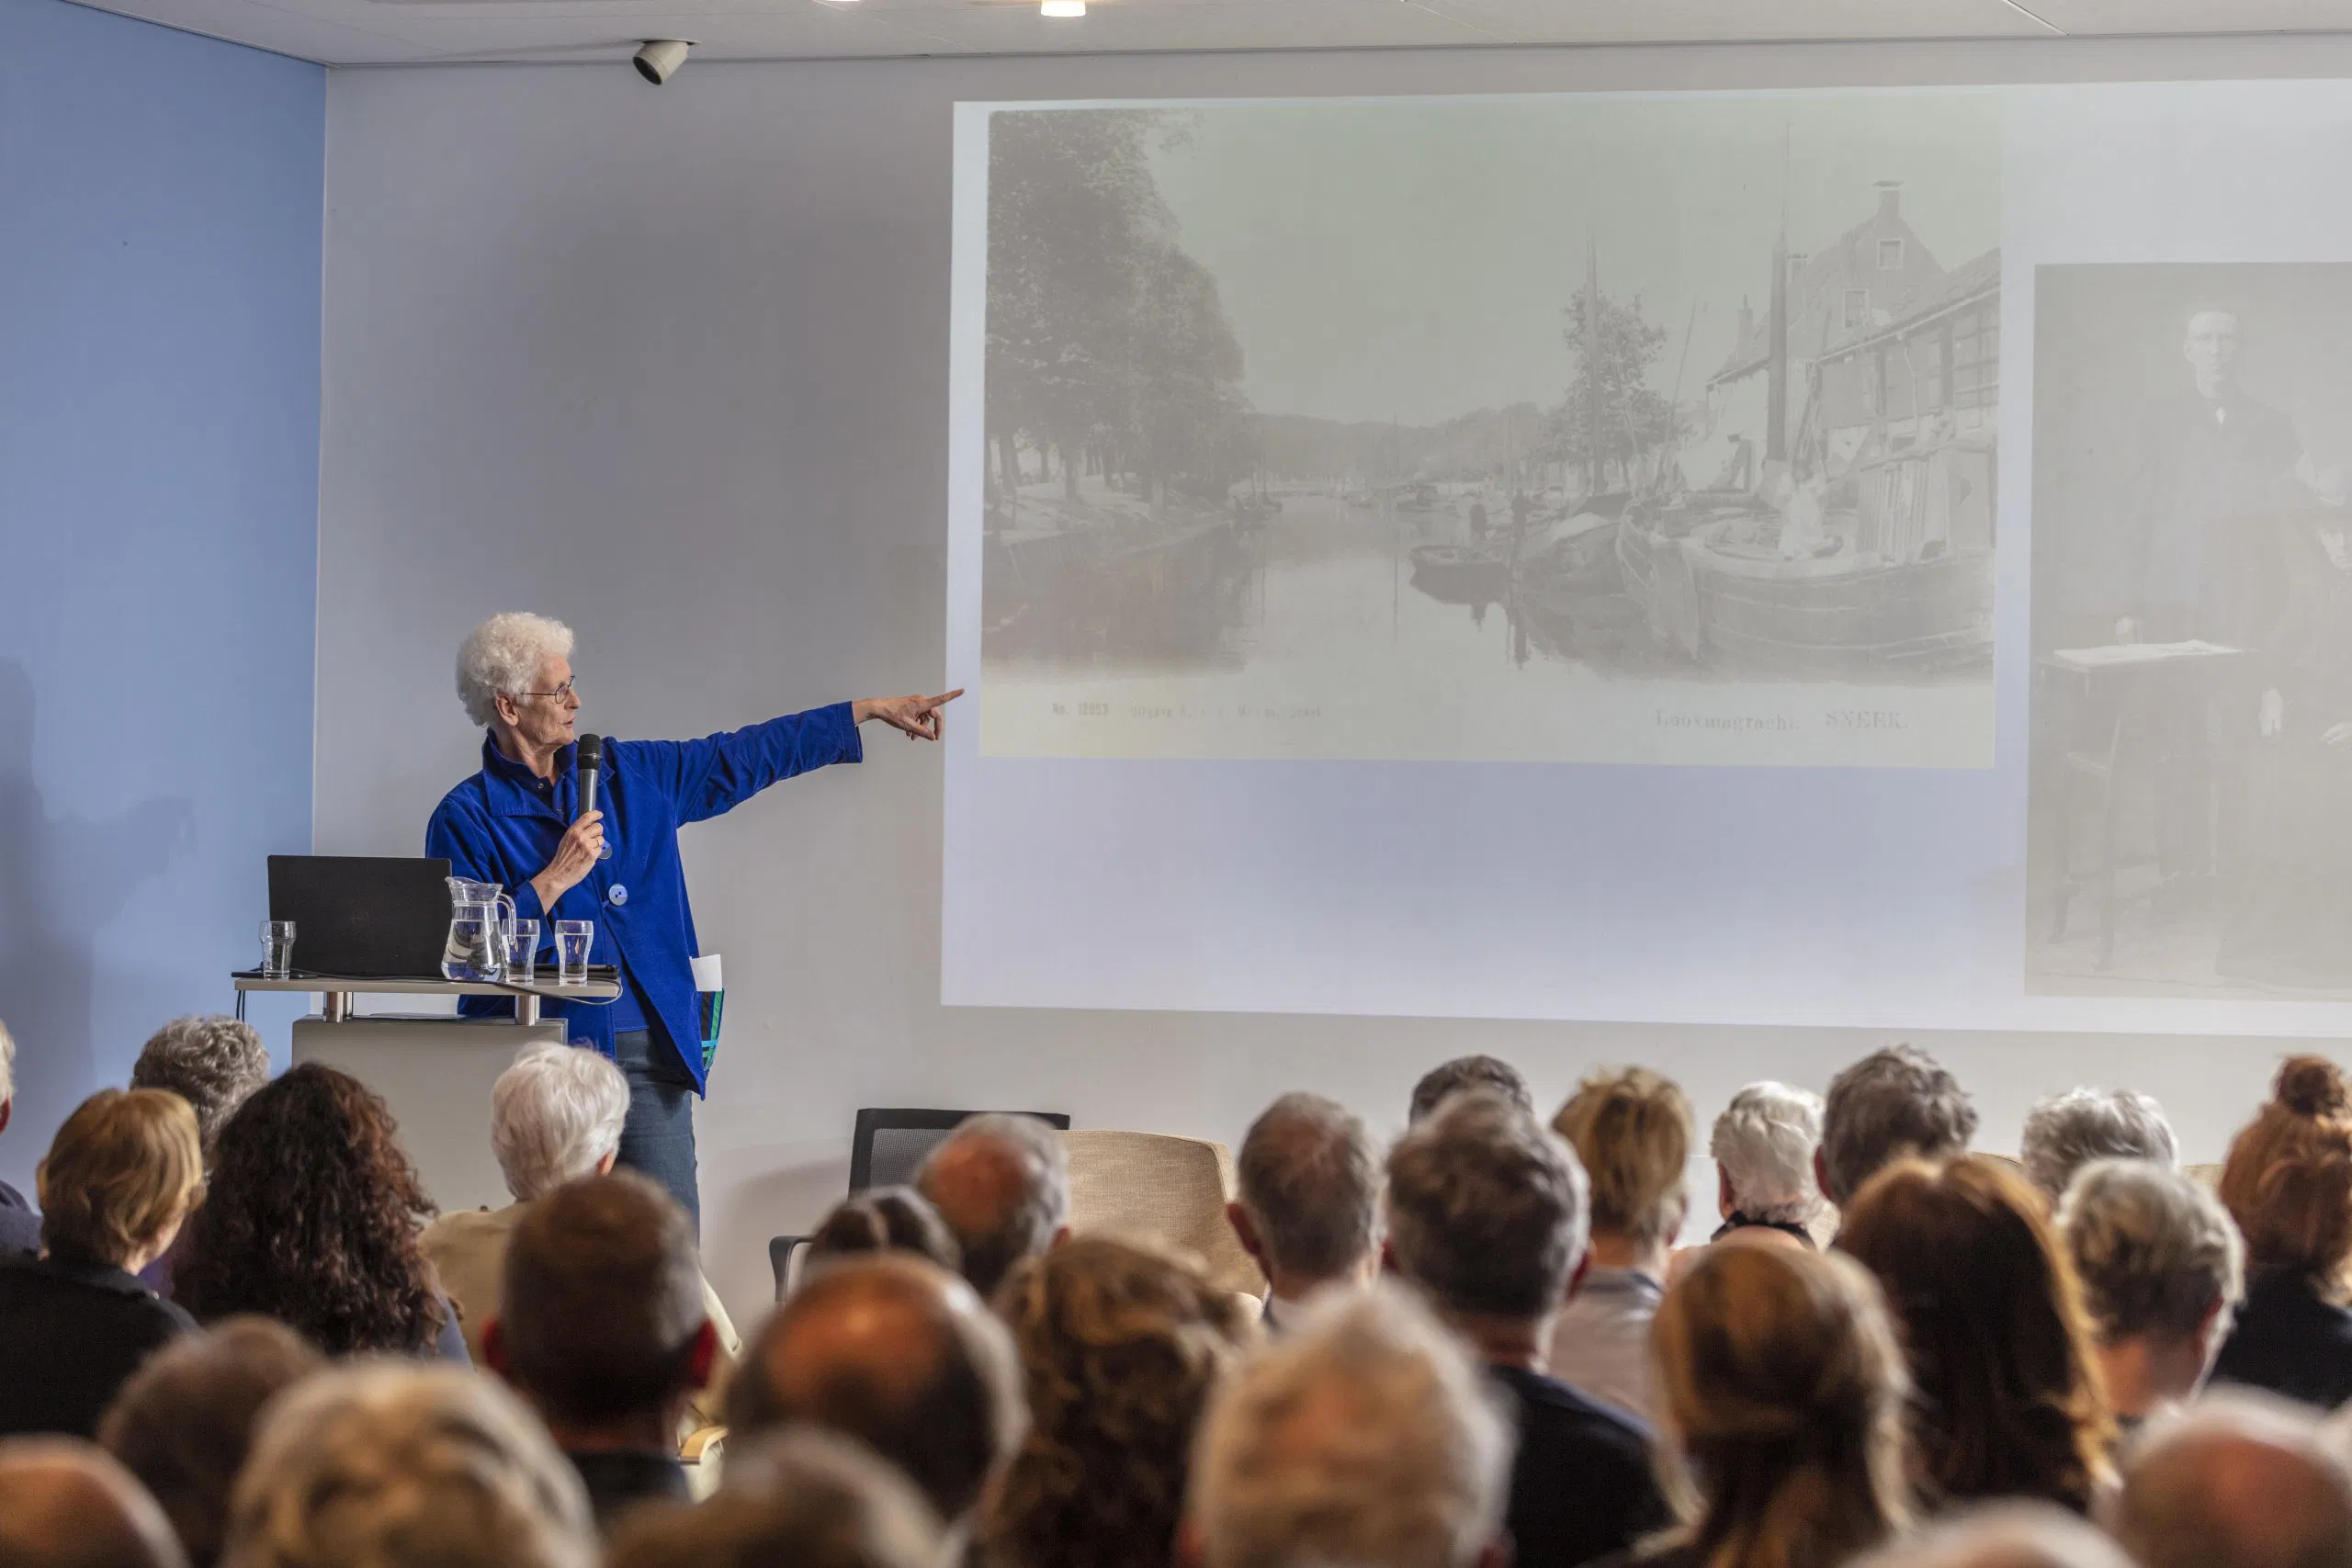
[2029,264,2352,998]
[965,92,2002,765]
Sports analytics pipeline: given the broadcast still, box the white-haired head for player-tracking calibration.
[456,614,573,730]
[1712,1080,1826,1227]
[2021,1088,2177,1199]
[223,1361,594,1568]
[491,1044,628,1202]
[0,1017,14,1108]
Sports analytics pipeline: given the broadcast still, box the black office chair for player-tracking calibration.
[768,1108,1071,1298]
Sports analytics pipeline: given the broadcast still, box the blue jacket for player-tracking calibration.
[424,705,862,1089]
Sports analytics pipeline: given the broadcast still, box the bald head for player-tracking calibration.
[913,1115,1068,1300]
[1850,1503,2133,1568]
[2109,1397,2352,1568]
[727,1255,1023,1524]
[0,1440,188,1568]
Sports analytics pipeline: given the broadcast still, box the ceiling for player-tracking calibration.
[63,0,2352,71]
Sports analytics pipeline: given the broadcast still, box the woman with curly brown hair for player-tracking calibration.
[2209,1055,2352,1409]
[980,1236,1253,1568]
[1835,1156,2112,1514]
[175,1063,464,1359]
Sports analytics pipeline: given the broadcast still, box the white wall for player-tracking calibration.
[320,39,2352,1327]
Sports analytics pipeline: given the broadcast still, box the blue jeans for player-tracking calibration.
[613,1029,699,1237]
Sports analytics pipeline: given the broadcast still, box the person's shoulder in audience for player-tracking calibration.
[0,1252,197,1438]
[1490,1361,1669,1568]
[2210,1268,2352,1410]
[418,1204,522,1363]
[0,1180,39,1258]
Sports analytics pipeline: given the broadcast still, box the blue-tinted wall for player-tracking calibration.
[0,0,322,1196]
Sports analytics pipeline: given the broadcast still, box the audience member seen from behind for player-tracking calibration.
[1227,1092,1384,1332]
[727,1252,1023,1531]
[2104,1393,2352,1568]
[0,1020,40,1256]
[0,1438,190,1568]
[1817,1045,1979,1212]
[2021,1089,2178,1201]
[96,1317,322,1568]
[0,1089,202,1438]
[982,1237,1251,1568]
[1836,1156,2112,1513]
[174,1063,462,1359]
[2057,1160,2245,1431]
[1548,1066,1693,1427]
[1845,1502,2136,1568]
[129,1017,270,1157]
[2210,1056,2352,1410]
[1709,1081,1826,1252]
[1187,1283,1513,1568]
[607,1429,944,1568]
[1385,1090,1668,1568]
[418,1043,737,1427]
[914,1113,1070,1301]
[487,1172,717,1533]
[805,1186,963,1273]
[1409,1055,1534,1125]
[1593,1244,1913,1568]
[222,1362,595,1568]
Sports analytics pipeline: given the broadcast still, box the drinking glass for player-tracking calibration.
[504,919,540,986]
[259,920,296,978]
[555,920,594,987]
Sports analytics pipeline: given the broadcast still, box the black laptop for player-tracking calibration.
[265,855,453,980]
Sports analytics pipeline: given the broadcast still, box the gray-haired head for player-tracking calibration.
[2022,1088,2177,1199]
[1236,1093,1383,1288]
[1711,1080,1826,1226]
[0,1438,190,1568]
[1190,1282,1512,1568]
[1385,1090,1589,1320]
[1820,1045,1978,1206]
[2109,1393,2352,1568]
[913,1113,1069,1301]
[456,614,574,730]
[2058,1158,2243,1348]
[0,1017,16,1110]
[130,1018,271,1154]
[1408,1055,1532,1125]
[1849,1501,2136,1568]
[222,1362,594,1568]
[610,1429,944,1568]
[490,1043,628,1202]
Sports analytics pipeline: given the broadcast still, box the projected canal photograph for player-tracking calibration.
[968,92,2001,764]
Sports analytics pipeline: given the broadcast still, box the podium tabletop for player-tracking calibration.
[232,972,621,1001]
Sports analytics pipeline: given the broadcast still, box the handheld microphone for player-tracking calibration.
[576,734,611,861]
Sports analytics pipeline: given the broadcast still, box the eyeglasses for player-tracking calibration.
[518,680,577,703]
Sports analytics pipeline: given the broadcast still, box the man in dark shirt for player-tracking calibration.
[1386,1090,1669,1568]
[486,1171,716,1533]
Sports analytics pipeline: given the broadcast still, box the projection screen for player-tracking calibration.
[944,80,2352,1039]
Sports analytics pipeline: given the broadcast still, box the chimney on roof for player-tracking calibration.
[1877,180,1902,220]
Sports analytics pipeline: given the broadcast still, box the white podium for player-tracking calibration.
[234,973,620,1214]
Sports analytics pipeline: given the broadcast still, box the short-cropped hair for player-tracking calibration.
[914,1113,1069,1301]
[99,1317,324,1568]
[609,1430,944,1568]
[806,1186,962,1273]
[1386,1090,1588,1318]
[500,1171,707,1428]
[1553,1066,1693,1248]
[38,1089,204,1268]
[130,1018,270,1153]
[728,1254,1023,1524]
[1237,1093,1383,1282]
[491,1043,628,1202]
[1712,1080,1826,1226]
[224,1362,594,1568]
[2021,1089,2177,1198]
[1821,1045,1979,1205]
[2059,1159,2244,1344]
[1192,1282,1511,1568]
[1408,1055,1532,1125]
[456,613,573,730]
[2109,1393,2352,1568]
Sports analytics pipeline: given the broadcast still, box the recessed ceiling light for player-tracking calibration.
[1040,0,1085,16]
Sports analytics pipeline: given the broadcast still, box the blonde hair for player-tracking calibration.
[38,1089,204,1266]
[2219,1056,2352,1291]
[1651,1244,1913,1568]
[1554,1066,1693,1248]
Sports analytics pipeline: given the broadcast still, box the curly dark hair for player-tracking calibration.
[174,1063,446,1355]
[980,1237,1251,1568]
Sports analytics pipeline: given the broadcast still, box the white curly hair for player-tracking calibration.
[456,613,573,729]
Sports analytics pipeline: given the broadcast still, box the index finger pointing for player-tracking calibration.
[926,689,966,707]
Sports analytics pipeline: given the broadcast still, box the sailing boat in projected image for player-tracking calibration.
[1616,185,1999,678]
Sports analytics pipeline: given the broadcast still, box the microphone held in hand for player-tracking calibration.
[576,733,612,862]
